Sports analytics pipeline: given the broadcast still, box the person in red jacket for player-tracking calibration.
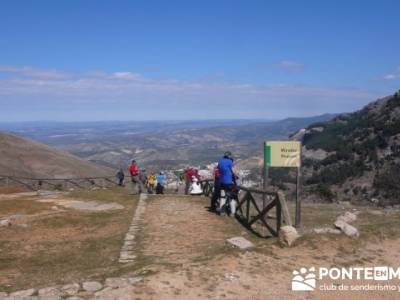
[210,166,221,212]
[184,167,196,195]
[129,160,144,194]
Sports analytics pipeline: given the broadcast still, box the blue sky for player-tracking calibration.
[0,0,399,121]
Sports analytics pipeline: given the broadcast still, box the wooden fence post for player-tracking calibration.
[295,166,301,228]
[277,191,292,227]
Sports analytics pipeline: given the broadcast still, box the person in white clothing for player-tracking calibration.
[189,176,203,196]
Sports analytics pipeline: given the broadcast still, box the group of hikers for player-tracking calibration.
[115,151,238,216]
[115,160,167,194]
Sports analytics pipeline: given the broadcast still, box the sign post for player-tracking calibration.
[263,142,269,208]
[264,141,302,228]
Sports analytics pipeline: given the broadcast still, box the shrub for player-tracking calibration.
[373,164,400,204]
[313,184,335,201]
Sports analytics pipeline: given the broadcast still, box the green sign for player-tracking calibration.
[265,141,301,167]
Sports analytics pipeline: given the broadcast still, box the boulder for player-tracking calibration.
[105,278,131,289]
[0,219,10,227]
[103,277,142,288]
[127,277,143,285]
[336,212,357,224]
[279,226,300,247]
[82,281,102,292]
[93,286,141,299]
[334,220,359,237]
[38,286,63,297]
[313,227,342,234]
[61,283,80,296]
[226,237,254,250]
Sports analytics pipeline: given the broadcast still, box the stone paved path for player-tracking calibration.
[119,193,148,263]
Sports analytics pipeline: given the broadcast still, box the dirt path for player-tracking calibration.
[138,195,244,265]
[105,195,400,300]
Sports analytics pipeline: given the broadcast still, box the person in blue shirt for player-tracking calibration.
[218,151,235,186]
[217,151,237,216]
[156,172,166,194]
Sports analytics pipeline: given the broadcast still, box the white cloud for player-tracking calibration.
[111,72,141,80]
[383,74,399,80]
[0,65,382,120]
[277,60,305,71]
[382,66,400,80]
[0,65,71,79]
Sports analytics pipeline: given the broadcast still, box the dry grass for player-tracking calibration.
[0,186,138,293]
[0,186,29,194]
[0,199,53,216]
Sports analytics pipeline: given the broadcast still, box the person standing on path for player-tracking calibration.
[139,169,148,188]
[147,172,157,194]
[210,165,221,211]
[217,151,237,215]
[156,171,167,194]
[129,160,144,194]
[184,167,195,195]
[116,168,125,186]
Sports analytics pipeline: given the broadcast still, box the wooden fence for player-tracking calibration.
[1,175,291,236]
[201,179,291,237]
[0,175,118,191]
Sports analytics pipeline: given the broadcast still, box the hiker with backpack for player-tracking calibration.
[216,151,238,216]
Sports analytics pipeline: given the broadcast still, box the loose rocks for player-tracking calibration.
[9,288,36,297]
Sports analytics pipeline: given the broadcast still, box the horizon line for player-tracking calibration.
[0,113,339,125]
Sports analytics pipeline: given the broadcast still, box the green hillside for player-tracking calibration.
[301,90,400,206]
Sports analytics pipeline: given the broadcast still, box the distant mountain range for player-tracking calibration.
[300,90,400,206]
[0,115,336,171]
[0,131,112,179]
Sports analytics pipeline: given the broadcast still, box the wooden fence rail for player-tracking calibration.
[200,179,291,237]
[0,175,119,191]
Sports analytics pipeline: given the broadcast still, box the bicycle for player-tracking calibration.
[217,185,239,217]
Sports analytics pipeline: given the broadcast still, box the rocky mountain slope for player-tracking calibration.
[0,131,113,179]
[300,90,400,206]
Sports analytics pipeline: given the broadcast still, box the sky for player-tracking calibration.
[0,0,399,121]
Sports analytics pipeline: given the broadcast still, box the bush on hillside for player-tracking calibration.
[373,164,400,205]
[307,160,367,185]
[312,184,336,202]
